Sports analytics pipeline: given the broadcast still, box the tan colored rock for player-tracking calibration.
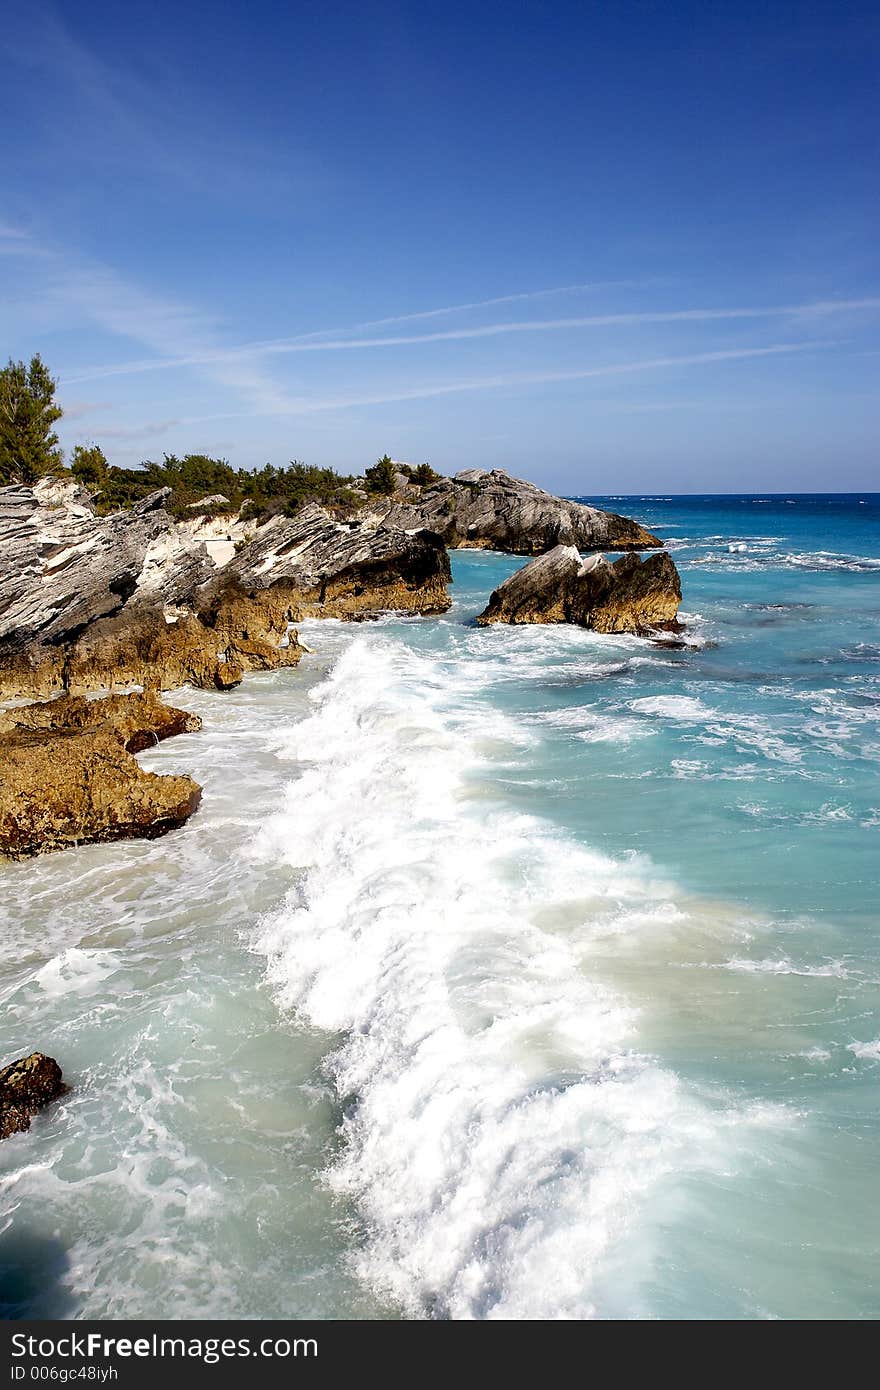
[477,545,682,635]
[0,691,203,858]
[583,552,682,633]
[0,690,200,751]
[0,1052,66,1140]
[0,585,304,703]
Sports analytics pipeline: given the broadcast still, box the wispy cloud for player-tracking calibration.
[0,222,49,257]
[89,418,183,441]
[291,280,650,341]
[175,342,831,421]
[62,298,879,384]
[43,253,305,417]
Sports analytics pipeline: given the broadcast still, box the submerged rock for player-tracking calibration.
[0,1052,66,1140]
[370,469,662,555]
[477,544,682,634]
[0,690,203,858]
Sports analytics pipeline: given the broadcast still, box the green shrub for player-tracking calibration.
[364,454,398,494]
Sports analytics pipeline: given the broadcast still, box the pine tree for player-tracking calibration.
[364,453,398,494]
[70,442,109,488]
[0,355,64,485]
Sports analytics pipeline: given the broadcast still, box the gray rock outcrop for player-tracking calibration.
[226,502,452,619]
[368,469,662,554]
[0,478,213,659]
[0,489,450,699]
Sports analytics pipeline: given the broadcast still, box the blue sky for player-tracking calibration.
[1,1,878,492]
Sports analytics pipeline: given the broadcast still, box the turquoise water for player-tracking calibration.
[1,495,878,1319]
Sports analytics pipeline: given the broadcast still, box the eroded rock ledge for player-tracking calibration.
[0,691,203,857]
[476,544,683,634]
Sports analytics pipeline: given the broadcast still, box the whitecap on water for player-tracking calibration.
[249,633,794,1319]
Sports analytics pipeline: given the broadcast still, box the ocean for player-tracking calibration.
[1,493,878,1320]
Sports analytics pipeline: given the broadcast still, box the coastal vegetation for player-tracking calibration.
[71,448,361,521]
[0,355,64,485]
[2,355,447,518]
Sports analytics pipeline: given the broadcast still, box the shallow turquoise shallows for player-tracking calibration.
[2,494,878,1320]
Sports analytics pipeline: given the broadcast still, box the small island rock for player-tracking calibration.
[0,1052,66,1140]
[476,544,682,634]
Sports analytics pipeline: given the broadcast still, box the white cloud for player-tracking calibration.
[174,341,831,420]
[61,297,879,384]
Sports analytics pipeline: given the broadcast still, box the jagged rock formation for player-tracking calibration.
[0,469,674,859]
[0,691,203,857]
[0,472,661,700]
[0,478,213,653]
[367,469,662,554]
[0,1053,66,1140]
[226,502,452,620]
[476,545,682,634]
[0,486,449,699]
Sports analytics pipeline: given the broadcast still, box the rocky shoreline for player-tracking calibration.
[0,468,679,859]
[0,691,202,858]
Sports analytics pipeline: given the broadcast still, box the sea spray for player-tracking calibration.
[250,636,786,1318]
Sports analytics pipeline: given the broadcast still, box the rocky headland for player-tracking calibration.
[363,467,662,554]
[0,467,676,856]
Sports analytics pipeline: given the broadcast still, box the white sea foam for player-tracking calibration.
[32,948,122,998]
[847,1040,880,1061]
[722,957,849,979]
[629,695,713,720]
[249,634,786,1319]
[534,705,653,743]
[691,547,880,573]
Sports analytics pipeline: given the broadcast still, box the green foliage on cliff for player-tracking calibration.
[70,443,109,488]
[77,452,358,520]
[364,454,398,494]
[400,462,442,486]
[239,462,357,519]
[0,355,64,485]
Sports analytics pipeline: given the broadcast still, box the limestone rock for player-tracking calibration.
[0,1052,66,1140]
[0,581,305,702]
[0,690,202,752]
[0,691,203,858]
[476,545,586,624]
[583,551,683,633]
[0,471,665,701]
[477,545,682,634]
[226,502,452,619]
[369,469,661,555]
[0,478,213,662]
